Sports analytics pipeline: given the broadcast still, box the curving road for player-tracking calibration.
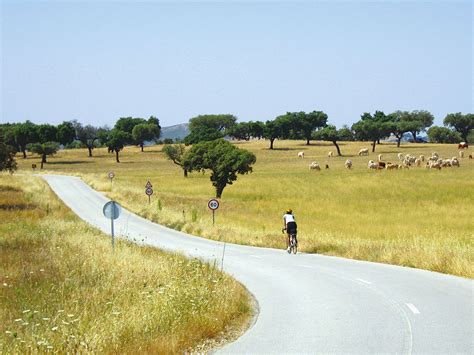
[43,175,473,354]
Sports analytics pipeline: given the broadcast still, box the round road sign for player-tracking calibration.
[208,199,219,210]
[108,171,115,179]
[145,187,153,196]
[103,201,121,220]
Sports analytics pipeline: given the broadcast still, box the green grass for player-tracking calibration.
[0,175,252,353]
[15,140,474,278]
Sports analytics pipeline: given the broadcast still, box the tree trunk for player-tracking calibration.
[140,144,144,152]
[87,146,93,157]
[332,141,341,156]
[306,138,311,145]
[216,185,224,198]
[183,168,188,177]
[269,138,275,150]
[411,131,417,142]
[22,148,27,159]
[377,139,380,144]
[397,137,401,148]
[115,150,120,163]
[372,140,376,152]
[41,153,47,169]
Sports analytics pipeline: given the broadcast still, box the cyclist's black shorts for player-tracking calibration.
[286,222,297,234]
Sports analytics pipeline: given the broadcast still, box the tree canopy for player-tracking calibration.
[0,129,17,173]
[352,111,392,152]
[313,125,344,156]
[291,111,328,145]
[12,121,38,158]
[183,139,256,198]
[56,121,76,146]
[427,126,461,143]
[444,113,473,142]
[28,142,59,169]
[162,144,188,176]
[184,114,236,144]
[107,129,130,163]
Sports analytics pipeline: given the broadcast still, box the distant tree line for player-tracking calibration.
[1,110,472,173]
[181,111,473,154]
[0,116,161,168]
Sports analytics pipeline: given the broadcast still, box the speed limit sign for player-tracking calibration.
[208,199,219,225]
[208,199,219,210]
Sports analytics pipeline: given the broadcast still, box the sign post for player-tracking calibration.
[103,201,121,250]
[145,181,153,204]
[108,171,115,187]
[208,198,219,225]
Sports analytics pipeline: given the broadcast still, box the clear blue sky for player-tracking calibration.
[1,1,472,128]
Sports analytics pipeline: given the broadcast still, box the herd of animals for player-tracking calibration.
[301,142,471,171]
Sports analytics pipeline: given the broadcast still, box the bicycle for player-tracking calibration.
[282,228,298,254]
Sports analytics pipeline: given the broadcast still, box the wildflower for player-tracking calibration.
[14,318,22,322]
[23,309,31,313]
[3,283,7,286]
[29,271,34,274]
[40,269,45,272]
[57,310,64,313]
[42,318,50,321]
[33,310,39,314]
[22,322,29,326]
[5,331,12,334]
[51,326,58,331]
[62,320,70,325]
[67,314,74,318]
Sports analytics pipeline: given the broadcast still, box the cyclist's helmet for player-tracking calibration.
[286,208,293,214]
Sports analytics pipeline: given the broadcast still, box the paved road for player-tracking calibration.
[43,175,473,354]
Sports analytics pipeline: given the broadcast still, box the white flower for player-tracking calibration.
[51,326,58,331]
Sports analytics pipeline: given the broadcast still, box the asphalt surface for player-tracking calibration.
[43,174,473,354]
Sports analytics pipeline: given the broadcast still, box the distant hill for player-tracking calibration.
[160,123,189,141]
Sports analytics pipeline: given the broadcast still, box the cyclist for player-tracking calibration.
[283,209,297,252]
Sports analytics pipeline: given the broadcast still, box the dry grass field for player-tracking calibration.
[0,175,252,353]
[14,139,474,278]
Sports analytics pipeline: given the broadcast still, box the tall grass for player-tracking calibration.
[0,175,252,353]
[15,140,474,278]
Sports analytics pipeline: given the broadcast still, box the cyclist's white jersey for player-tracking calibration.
[283,213,295,224]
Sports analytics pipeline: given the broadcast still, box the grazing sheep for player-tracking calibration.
[451,158,460,167]
[440,159,452,168]
[345,159,353,169]
[469,153,473,159]
[428,161,442,170]
[378,154,383,162]
[458,142,468,149]
[459,150,464,158]
[419,154,425,162]
[309,161,320,170]
[368,160,378,169]
[358,148,369,156]
[432,152,439,160]
[298,151,304,158]
[398,153,404,161]
[325,164,329,169]
[386,163,399,170]
[378,161,386,168]
[328,151,333,158]
[414,158,421,167]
